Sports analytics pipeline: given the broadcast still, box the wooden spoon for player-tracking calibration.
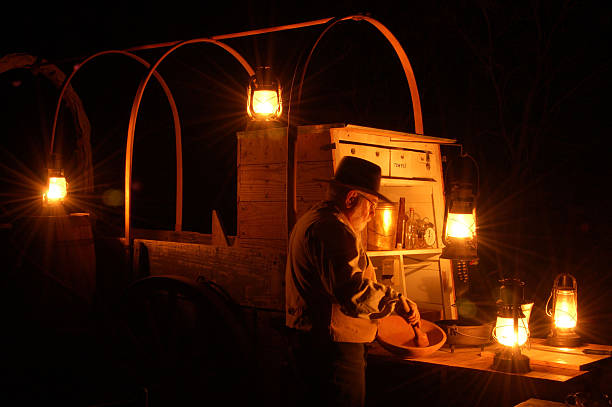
[396,294,430,347]
[412,320,430,347]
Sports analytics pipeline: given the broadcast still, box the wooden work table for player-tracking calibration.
[366,338,612,407]
[369,338,611,381]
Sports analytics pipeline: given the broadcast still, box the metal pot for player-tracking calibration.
[434,318,494,350]
[367,202,398,250]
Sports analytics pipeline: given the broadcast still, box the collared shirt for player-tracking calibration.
[285,201,397,342]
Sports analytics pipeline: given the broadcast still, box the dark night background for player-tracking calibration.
[1,0,611,405]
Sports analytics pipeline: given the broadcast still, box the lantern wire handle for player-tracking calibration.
[545,290,554,317]
[443,143,480,200]
[545,273,578,319]
[460,152,480,200]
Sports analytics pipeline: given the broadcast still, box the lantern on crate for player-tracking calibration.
[440,154,478,261]
[246,66,282,121]
[491,278,531,373]
[43,154,68,206]
[546,273,581,347]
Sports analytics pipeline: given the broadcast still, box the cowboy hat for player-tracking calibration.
[315,156,391,202]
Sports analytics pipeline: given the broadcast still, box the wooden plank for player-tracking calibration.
[237,127,288,164]
[344,124,456,144]
[331,126,391,147]
[296,124,339,162]
[238,163,287,201]
[237,237,287,252]
[238,201,287,240]
[528,338,612,355]
[134,239,286,310]
[132,228,237,246]
[438,258,457,319]
[296,160,332,203]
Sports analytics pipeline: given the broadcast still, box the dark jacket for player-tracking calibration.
[285,201,397,342]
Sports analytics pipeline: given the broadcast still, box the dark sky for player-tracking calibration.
[2,1,612,325]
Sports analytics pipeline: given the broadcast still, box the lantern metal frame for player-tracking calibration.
[247,66,283,121]
[546,273,582,347]
[491,278,531,373]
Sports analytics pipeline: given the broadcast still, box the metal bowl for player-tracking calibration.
[434,318,494,347]
[377,315,447,358]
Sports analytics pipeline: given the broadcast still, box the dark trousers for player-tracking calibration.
[287,329,367,407]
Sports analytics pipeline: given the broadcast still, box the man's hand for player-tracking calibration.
[395,294,420,326]
[370,286,397,319]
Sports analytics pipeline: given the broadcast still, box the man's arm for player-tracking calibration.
[311,219,399,319]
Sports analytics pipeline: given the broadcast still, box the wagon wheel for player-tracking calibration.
[117,275,255,405]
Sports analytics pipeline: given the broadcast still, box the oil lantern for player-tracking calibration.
[440,154,478,260]
[546,273,581,347]
[247,66,282,121]
[491,278,531,373]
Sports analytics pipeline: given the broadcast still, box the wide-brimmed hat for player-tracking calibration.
[315,156,391,202]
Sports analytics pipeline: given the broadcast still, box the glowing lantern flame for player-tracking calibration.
[446,212,476,239]
[43,176,67,204]
[494,303,532,347]
[252,90,279,115]
[48,177,67,199]
[494,317,529,347]
[553,289,577,329]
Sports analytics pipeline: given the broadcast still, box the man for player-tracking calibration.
[285,156,421,407]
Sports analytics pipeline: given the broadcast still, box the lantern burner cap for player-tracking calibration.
[492,348,530,373]
[547,329,582,347]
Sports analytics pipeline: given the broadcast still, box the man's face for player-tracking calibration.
[345,190,378,232]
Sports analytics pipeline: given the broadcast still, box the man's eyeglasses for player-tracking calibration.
[357,192,378,209]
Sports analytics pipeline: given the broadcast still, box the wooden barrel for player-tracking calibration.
[14,213,96,304]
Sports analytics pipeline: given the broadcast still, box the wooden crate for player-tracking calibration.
[236,124,340,251]
[237,126,290,251]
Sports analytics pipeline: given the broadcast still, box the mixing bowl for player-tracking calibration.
[377,315,447,358]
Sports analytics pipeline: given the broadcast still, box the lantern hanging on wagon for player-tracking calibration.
[440,153,478,261]
[247,66,282,121]
[43,154,68,206]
